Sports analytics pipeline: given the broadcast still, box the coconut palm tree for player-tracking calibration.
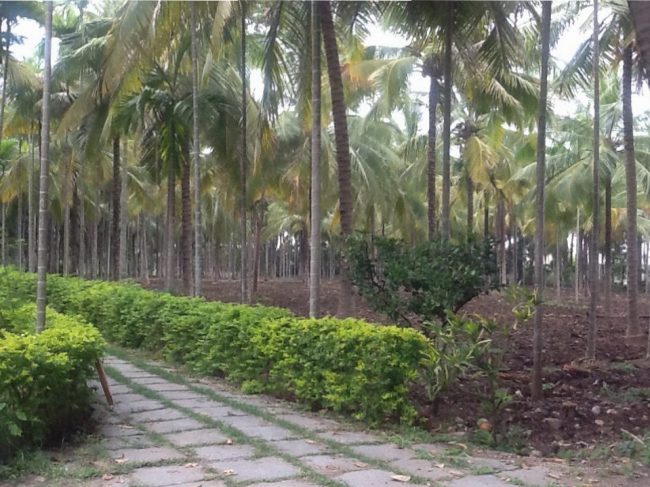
[531,0,551,401]
[309,0,321,318]
[35,0,53,333]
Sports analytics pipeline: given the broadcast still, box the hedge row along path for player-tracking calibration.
[81,349,641,487]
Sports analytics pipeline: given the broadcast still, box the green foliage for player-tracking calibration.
[0,268,428,425]
[346,236,499,326]
[0,303,104,461]
[420,314,494,407]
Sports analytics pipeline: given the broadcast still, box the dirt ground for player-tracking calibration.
[145,277,650,457]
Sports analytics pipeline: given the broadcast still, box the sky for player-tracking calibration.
[9,2,650,131]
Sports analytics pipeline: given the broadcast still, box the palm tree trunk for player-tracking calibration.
[17,188,23,270]
[165,167,176,292]
[441,1,454,240]
[240,0,249,303]
[191,1,202,297]
[91,212,98,278]
[110,136,121,280]
[36,2,53,333]
[63,153,71,275]
[575,208,580,303]
[320,0,354,316]
[251,202,264,300]
[556,228,562,301]
[587,0,600,360]
[309,0,322,318]
[531,0,551,401]
[0,22,9,267]
[118,139,128,279]
[604,173,612,310]
[78,168,85,277]
[426,59,439,240]
[466,172,473,237]
[181,144,192,295]
[28,130,36,272]
[623,45,640,339]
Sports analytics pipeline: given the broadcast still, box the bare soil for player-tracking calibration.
[145,277,650,456]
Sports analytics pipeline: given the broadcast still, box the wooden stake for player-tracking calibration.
[95,359,113,407]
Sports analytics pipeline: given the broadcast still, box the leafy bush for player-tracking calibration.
[0,268,428,424]
[346,236,498,327]
[0,304,104,460]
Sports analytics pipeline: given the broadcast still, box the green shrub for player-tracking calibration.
[346,235,499,327]
[0,304,104,460]
[0,268,429,424]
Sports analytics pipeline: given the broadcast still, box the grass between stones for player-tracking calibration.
[105,345,445,486]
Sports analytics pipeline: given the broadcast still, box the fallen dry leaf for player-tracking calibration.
[305,439,316,444]
[222,469,236,476]
[184,462,199,468]
[435,463,445,469]
[102,473,114,481]
[114,457,128,464]
[354,462,369,468]
[226,438,233,445]
[391,474,412,482]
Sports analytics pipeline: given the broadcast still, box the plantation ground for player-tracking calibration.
[147,278,650,457]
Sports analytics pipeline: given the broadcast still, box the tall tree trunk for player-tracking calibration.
[441,1,454,240]
[28,130,36,272]
[320,0,354,316]
[0,21,9,267]
[251,202,265,300]
[604,173,612,311]
[587,0,600,360]
[181,145,192,295]
[17,189,23,270]
[62,152,71,275]
[309,0,322,317]
[426,59,439,240]
[110,136,121,280]
[531,0,551,401]
[91,212,98,278]
[623,45,640,339]
[118,139,128,279]
[191,1,202,296]
[240,0,249,303]
[78,166,85,277]
[165,168,176,292]
[466,171,474,237]
[575,209,581,303]
[36,2,53,333]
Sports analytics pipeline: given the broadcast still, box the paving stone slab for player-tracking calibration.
[130,408,187,423]
[146,382,191,392]
[195,406,244,419]
[129,465,207,486]
[168,482,226,487]
[219,414,271,429]
[317,430,381,445]
[498,466,556,486]
[210,457,299,482]
[276,414,340,432]
[110,393,149,403]
[109,446,185,463]
[159,390,207,401]
[113,399,166,415]
[247,481,321,487]
[443,475,513,487]
[98,424,141,438]
[351,443,415,462]
[106,384,132,395]
[272,439,329,457]
[102,434,155,450]
[335,468,419,487]
[193,444,255,461]
[171,398,215,409]
[300,454,366,476]
[143,417,205,434]
[389,457,455,482]
[130,376,171,385]
[236,424,297,441]
[164,428,229,447]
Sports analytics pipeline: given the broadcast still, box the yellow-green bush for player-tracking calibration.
[0,303,104,460]
[0,268,429,424]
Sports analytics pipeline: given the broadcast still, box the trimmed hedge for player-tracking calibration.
[0,268,429,424]
[0,303,104,460]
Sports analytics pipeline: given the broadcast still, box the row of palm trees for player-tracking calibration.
[1,1,650,391]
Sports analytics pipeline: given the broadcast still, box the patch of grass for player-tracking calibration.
[609,361,637,374]
[600,384,650,403]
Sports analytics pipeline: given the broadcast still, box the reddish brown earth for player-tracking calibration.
[145,277,650,455]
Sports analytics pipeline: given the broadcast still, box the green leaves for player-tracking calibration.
[346,235,499,326]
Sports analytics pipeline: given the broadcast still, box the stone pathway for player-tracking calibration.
[86,354,632,487]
